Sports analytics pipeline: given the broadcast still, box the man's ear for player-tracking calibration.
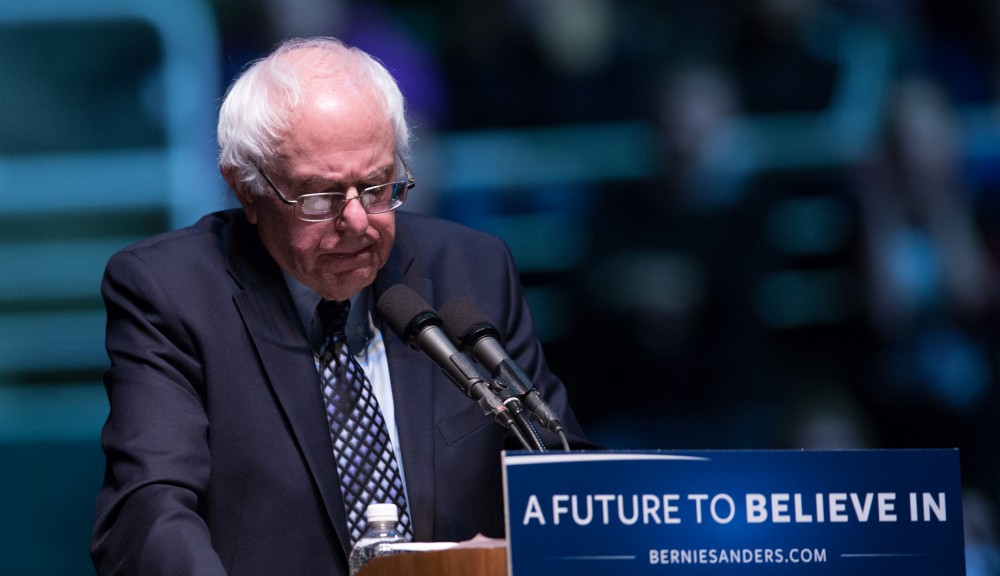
[221,165,258,223]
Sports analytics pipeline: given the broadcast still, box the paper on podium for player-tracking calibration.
[357,535,507,576]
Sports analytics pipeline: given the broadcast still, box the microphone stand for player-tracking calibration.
[441,349,542,451]
[491,363,570,451]
[488,379,547,452]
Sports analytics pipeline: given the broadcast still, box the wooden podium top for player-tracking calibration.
[357,542,507,576]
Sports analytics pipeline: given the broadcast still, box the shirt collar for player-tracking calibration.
[281,270,374,352]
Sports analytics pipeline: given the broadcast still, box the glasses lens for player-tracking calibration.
[292,182,408,221]
[362,181,408,214]
[298,194,345,221]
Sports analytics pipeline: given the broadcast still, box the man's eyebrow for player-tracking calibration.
[293,174,336,187]
[292,164,394,187]
[364,163,394,181]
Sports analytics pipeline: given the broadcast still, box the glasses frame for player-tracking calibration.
[255,154,415,222]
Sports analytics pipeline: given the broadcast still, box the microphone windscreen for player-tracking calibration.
[376,284,435,340]
[438,298,491,343]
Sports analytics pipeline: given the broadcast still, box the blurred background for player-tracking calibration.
[3,0,1000,573]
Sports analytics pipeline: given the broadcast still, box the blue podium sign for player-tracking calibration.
[502,450,964,576]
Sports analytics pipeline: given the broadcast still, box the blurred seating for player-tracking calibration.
[0,1,223,575]
[0,0,224,383]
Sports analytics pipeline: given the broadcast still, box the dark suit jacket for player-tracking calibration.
[90,209,593,576]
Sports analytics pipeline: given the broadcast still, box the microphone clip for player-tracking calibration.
[485,374,548,452]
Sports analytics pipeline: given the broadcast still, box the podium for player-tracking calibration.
[358,450,966,575]
[501,450,965,576]
[357,543,507,576]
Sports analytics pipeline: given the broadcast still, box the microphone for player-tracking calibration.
[437,297,566,439]
[376,284,542,448]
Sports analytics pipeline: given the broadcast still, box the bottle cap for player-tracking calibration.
[365,503,399,523]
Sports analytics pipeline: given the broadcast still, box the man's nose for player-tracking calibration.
[337,191,369,232]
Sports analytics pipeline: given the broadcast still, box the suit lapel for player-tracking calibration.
[375,217,440,542]
[224,214,353,553]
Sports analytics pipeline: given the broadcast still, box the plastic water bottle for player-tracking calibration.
[348,503,408,575]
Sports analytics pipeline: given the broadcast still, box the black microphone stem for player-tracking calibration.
[376,284,527,444]
[493,386,547,452]
[436,298,567,443]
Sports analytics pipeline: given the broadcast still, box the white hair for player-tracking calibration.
[217,37,411,195]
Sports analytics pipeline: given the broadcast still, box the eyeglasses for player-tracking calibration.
[256,155,414,222]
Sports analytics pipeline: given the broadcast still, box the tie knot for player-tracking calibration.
[317,299,351,338]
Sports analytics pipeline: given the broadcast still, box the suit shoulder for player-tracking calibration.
[106,210,243,275]
[113,210,238,257]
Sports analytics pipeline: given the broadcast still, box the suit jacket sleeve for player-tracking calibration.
[91,246,227,576]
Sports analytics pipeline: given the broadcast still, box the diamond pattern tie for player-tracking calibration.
[315,299,413,545]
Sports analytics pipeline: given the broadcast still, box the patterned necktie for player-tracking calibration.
[315,299,413,545]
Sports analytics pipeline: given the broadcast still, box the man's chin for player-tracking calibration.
[317,267,378,301]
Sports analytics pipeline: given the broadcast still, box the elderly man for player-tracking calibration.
[90,37,593,576]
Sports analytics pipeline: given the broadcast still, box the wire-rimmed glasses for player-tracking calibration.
[256,155,414,222]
